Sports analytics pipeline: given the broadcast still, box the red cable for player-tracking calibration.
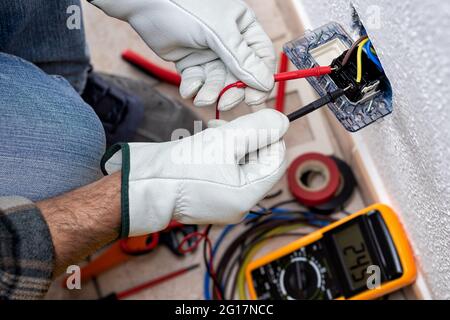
[115,264,200,299]
[215,66,333,119]
[177,231,205,254]
[177,227,223,300]
[216,82,247,119]
[275,52,289,113]
[121,49,332,121]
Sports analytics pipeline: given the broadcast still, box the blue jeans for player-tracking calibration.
[0,1,105,201]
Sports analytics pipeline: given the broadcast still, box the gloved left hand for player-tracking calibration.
[90,0,276,111]
[101,109,289,237]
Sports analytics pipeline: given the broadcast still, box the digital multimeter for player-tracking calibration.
[246,204,416,300]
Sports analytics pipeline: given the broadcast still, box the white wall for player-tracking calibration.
[297,0,450,299]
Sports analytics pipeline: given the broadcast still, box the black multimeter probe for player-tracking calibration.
[286,87,348,122]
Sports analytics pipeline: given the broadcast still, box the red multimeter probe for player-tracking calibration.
[121,49,334,121]
[215,66,333,119]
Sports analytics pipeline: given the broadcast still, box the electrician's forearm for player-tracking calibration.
[37,172,121,276]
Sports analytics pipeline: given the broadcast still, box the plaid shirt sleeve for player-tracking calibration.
[0,196,54,300]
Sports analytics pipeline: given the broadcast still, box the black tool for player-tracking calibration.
[287,87,349,122]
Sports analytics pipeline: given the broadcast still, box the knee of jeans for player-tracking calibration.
[50,75,107,173]
[0,53,106,201]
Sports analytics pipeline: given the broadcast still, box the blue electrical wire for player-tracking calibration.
[364,40,383,71]
[203,207,330,300]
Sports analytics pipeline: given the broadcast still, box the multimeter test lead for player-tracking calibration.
[215,66,343,121]
[121,50,341,123]
[286,85,351,122]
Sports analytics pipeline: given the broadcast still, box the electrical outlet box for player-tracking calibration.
[284,22,393,132]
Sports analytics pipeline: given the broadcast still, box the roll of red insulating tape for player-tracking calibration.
[288,153,340,207]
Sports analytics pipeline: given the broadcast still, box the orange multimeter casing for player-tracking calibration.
[246,204,416,300]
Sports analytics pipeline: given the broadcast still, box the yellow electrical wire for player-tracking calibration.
[237,224,308,300]
[356,38,370,83]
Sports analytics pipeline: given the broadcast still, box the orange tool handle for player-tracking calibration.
[72,235,149,285]
[65,221,185,285]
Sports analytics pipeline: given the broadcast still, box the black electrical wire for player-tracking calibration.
[246,198,335,226]
[244,199,299,226]
[244,209,331,226]
[202,225,225,299]
[287,88,348,122]
[263,189,283,200]
[248,210,272,217]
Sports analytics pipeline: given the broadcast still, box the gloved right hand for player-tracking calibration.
[90,0,276,111]
[101,109,289,237]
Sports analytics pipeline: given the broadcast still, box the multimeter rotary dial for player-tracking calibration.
[279,256,326,300]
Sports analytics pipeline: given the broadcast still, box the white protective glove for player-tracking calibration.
[91,0,276,111]
[101,109,289,237]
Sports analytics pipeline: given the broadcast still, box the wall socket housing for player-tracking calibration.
[284,22,393,132]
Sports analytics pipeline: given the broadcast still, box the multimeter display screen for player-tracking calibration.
[333,223,373,291]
